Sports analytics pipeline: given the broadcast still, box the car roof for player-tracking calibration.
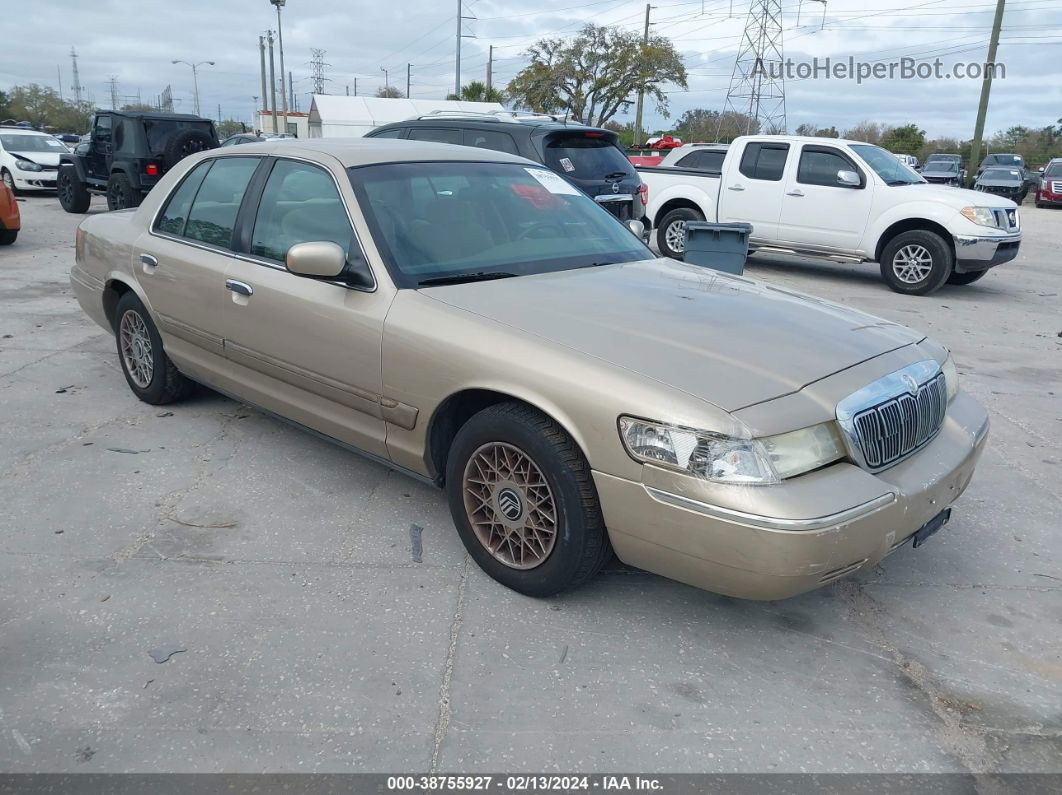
[210,137,534,167]
[0,128,52,135]
[377,116,605,134]
[100,111,209,122]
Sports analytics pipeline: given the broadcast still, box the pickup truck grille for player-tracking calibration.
[836,362,948,471]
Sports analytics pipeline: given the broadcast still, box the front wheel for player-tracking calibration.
[114,292,194,405]
[57,168,91,213]
[1,169,18,196]
[657,207,704,260]
[445,402,611,597]
[879,230,953,295]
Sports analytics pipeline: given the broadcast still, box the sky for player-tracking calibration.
[3,0,1061,139]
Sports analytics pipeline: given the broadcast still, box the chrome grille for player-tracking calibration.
[836,360,948,472]
[1051,180,1062,194]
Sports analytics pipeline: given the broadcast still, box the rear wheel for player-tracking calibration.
[114,292,194,405]
[879,230,953,296]
[0,229,16,245]
[657,206,704,260]
[947,269,988,286]
[106,173,142,211]
[57,168,91,213]
[445,402,611,597]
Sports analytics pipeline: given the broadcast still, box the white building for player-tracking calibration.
[255,110,309,139]
[306,95,506,138]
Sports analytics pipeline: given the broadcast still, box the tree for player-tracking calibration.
[446,81,505,103]
[375,86,404,99]
[507,23,687,127]
[0,89,10,120]
[842,120,884,144]
[217,119,246,138]
[673,108,757,143]
[4,84,93,132]
[121,103,159,113]
[880,123,926,154]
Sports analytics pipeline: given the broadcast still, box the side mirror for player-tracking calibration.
[837,169,861,187]
[626,219,646,239]
[1039,167,1045,174]
[286,241,347,279]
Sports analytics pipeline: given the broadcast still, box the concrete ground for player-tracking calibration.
[0,194,1059,775]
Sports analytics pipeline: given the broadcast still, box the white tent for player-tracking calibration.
[307,95,506,138]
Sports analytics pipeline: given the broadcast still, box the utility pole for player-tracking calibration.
[381,67,389,90]
[455,0,462,97]
[353,78,357,96]
[267,30,278,133]
[271,0,289,135]
[57,66,64,101]
[289,70,294,112]
[633,4,652,145]
[109,77,119,110]
[968,0,1006,187]
[486,44,493,91]
[407,63,411,99]
[258,35,268,129]
[172,60,214,118]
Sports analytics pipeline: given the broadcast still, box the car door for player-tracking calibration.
[717,141,789,240]
[217,156,390,458]
[86,115,112,181]
[136,155,262,379]
[776,144,874,253]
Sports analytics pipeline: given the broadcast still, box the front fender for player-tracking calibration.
[863,201,964,259]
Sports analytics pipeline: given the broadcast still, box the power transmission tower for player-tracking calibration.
[719,0,787,137]
[70,47,84,105]
[310,48,330,95]
[109,77,120,110]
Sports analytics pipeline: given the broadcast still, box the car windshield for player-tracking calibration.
[1044,163,1062,177]
[1,134,68,153]
[986,155,1023,167]
[851,144,924,185]
[980,168,1021,181]
[927,161,959,173]
[349,161,652,288]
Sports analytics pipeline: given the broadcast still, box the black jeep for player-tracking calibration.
[58,111,219,213]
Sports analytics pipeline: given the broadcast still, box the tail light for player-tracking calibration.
[145,163,159,176]
[639,183,648,207]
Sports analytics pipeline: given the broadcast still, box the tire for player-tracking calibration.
[57,168,91,213]
[113,292,194,405]
[0,228,16,245]
[657,207,704,260]
[106,173,142,211]
[163,128,217,168]
[445,402,611,597]
[1,169,19,196]
[878,229,953,296]
[947,269,988,286]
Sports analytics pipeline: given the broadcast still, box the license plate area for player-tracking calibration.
[912,507,951,548]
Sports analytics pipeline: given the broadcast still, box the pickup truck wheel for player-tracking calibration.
[658,207,703,259]
[106,173,142,211]
[445,402,611,597]
[114,292,194,405]
[879,230,953,295]
[57,168,91,213]
[947,269,988,285]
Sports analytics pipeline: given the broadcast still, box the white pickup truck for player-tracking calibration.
[638,136,1022,295]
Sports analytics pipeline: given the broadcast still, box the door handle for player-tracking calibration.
[139,254,158,273]
[786,189,805,197]
[225,280,253,297]
[728,184,745,192]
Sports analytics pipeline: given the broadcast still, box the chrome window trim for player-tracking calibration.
[836,359,945,472]
[147,152,378,294]
[644,487,896,532]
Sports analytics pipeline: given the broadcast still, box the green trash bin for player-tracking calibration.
[682,222,752,275]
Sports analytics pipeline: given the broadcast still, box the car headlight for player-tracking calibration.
[618,417,845,485]
[14,159,43,172]
[941,354,959,403]
[959,206,1002,228]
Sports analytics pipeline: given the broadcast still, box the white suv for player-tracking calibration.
[0,127,69,193]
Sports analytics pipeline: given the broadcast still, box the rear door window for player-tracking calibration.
[182,157,261,249]
[463,129,519,155]
[541,134,635,186]
[407,127,461,144]
[739,142,790,181]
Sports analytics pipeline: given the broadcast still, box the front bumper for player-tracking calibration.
[595,392,989,600]
[1036,190,1062,206]
[952,230,1021,273]
[10,169,58,190]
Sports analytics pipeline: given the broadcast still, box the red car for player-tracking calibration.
[1035,159,1062,208]
[0,180,19,245]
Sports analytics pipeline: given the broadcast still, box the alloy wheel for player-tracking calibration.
[892,244,934,284]
[665,220,687,253]
[119,310,154,388]
[462,441,557,570]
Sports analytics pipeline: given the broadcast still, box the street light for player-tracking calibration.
[269,0,289,135]
[171,60,215,118]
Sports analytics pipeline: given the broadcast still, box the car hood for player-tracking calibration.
[422,258,926,412]
[9,150,63,167]
[903,183,1007,206]
[976,179,1023,189]
[920,169,959,179]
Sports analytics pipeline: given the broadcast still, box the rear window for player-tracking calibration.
[541,134,634,184]
[675,150,725,172]
[144,119,215,153]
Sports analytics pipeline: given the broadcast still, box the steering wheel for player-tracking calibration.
[515,222,565,241]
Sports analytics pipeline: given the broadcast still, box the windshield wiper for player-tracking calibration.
[885,179,918,186]
[417,271,518,287]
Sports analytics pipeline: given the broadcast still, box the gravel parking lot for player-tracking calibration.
[1,194,1059,775]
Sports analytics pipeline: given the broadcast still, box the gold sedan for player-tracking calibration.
[70,139,989,599]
